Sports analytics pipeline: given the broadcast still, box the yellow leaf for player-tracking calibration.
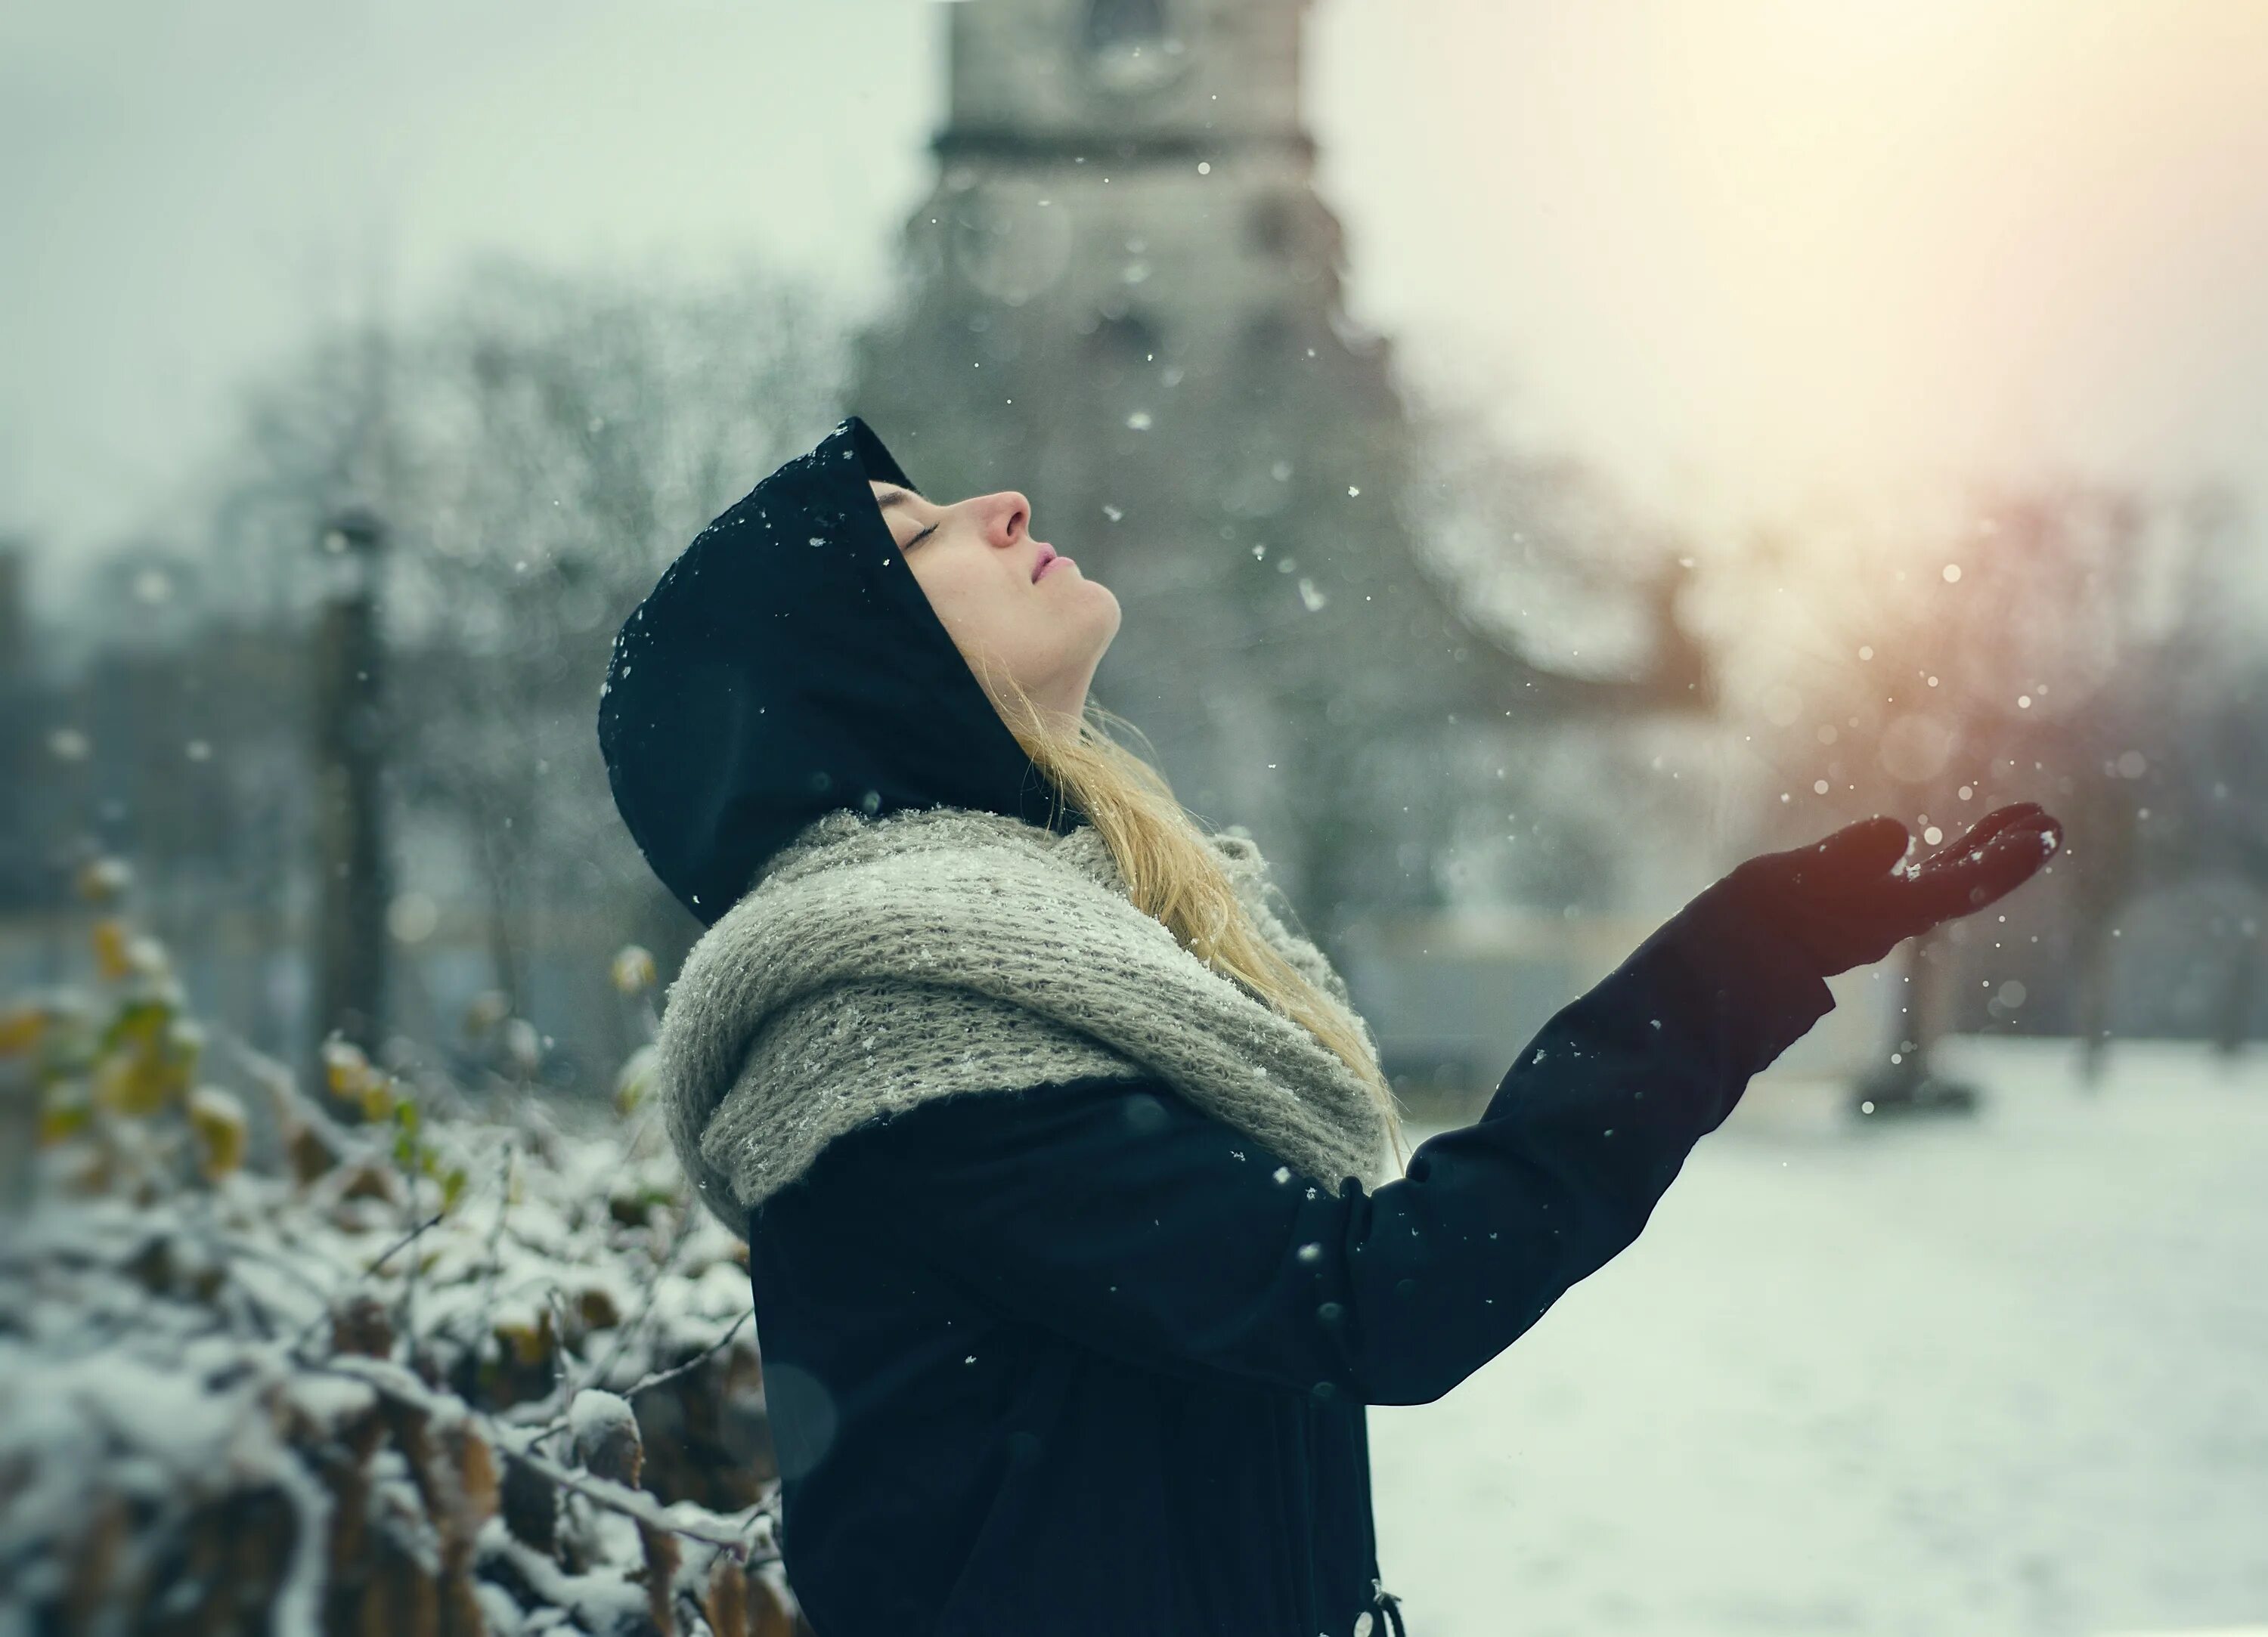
[0,1006,45,1059]
[323,1038,372,1099]
[91,918,135,981]
[610,945,658,996]
[94,1048,184,1117]
[39,1097,91,1145]
[107,998,170,1053]
[613,1043,657,1116]
[188,1086,248,1179]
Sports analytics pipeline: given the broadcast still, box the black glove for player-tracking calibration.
[1718,802,2065,979]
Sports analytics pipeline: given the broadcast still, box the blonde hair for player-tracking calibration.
[978,664,1413,1174]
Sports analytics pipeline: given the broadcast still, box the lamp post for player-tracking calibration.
[311,505,389,1109]
[0,546,29,916]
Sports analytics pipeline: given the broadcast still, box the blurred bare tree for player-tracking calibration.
[1734,479,2261,1104]
[43,257,844,1083]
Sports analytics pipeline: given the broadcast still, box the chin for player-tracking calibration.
[1072,602,1120,670]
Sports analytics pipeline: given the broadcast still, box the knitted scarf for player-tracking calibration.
[655,803,1396,1234]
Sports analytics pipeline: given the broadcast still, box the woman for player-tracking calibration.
[596,417,2063,1637]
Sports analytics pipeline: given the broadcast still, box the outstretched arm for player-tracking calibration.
[780,874,1835,1406]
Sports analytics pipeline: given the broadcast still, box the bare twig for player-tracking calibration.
[466,1144,516,1353]
[503,1442,762,1562]
[392,1116,426,1359]
[521,1309,756,1444]
[367,1210,446,1276]
[528,1286,575,1422]
[577,1195,696,1392]
[310,1355,766,1561]
[278,1209,443,1363]
[619,1310,753,1403]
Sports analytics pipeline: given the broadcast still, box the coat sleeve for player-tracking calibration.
[782,877,1838,1406]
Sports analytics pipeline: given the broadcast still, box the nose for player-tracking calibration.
[979,490,1033,548]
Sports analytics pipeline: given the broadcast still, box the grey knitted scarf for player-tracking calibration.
[655,803,1396,1234]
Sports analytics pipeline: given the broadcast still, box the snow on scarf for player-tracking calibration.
[655,803,1395,1234]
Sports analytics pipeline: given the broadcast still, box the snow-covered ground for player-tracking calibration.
[1371,1036,2268,1637]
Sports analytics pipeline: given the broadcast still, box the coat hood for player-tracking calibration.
[597,416,1086,927]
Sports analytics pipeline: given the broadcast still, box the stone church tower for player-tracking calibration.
[850,0,1704,942]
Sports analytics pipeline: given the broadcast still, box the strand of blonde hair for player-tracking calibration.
[974,660,1412,1175]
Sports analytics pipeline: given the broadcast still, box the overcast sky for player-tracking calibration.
[8,0,2267,587]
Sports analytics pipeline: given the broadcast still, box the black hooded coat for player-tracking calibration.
[599,419,1837,1636]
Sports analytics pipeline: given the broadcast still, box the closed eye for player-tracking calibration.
[906,523,937,549]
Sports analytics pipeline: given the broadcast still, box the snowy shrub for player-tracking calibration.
[0,862,801,1635]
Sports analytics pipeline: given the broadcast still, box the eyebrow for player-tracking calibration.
[874,487,917,512]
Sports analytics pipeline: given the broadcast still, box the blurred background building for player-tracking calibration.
[851,0,1707,944]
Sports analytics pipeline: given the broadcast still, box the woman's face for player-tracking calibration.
[870,479,1120,730]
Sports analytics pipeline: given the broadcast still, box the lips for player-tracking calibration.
[1031,544,1058,582]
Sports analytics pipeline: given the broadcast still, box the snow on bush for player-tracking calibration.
[0,860,801,1635]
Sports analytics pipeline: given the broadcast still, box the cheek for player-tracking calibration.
[912,559,974,620]
[921,563,1035,657]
